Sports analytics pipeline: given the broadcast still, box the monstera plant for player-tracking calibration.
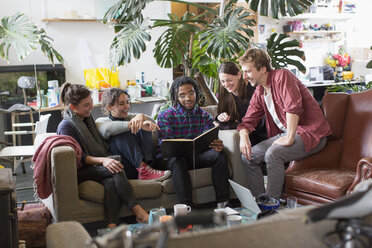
[0,12,64,109]
[103,0,313,98]
[0,12,64,64]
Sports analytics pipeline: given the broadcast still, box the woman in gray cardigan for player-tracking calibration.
[96,88,170,181]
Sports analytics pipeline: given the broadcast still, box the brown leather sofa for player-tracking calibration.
[284,89,372,205]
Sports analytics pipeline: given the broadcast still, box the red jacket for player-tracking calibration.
[237,69,332,152]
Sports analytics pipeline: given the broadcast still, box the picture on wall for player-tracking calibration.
[259,24,265,34]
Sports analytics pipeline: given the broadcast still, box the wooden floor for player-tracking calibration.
[8,161,36,205]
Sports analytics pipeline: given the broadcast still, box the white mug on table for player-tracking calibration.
[173,204,191,216]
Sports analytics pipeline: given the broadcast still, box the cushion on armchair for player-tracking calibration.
[285,168,356,200]
[78,179,162,204]
[162,168,213,194]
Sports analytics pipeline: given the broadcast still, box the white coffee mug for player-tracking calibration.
[227,215,242,227]
[173,204,191,216]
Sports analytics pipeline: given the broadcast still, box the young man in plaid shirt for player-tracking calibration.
[157,76,230,208]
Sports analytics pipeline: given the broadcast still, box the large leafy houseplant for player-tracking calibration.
[103,0,313,101]
[0,13,64,64]
[0,12,64,109]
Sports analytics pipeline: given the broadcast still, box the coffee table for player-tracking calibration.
[97,207,259,237]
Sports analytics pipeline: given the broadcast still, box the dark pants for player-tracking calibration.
[77,165,137,225]
[165,149,230,205]
[108,130,154,179]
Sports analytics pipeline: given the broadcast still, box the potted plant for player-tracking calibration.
[102,0,311,102]
[0,12,64,109]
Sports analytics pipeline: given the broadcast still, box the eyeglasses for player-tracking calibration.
[178,91,196,99]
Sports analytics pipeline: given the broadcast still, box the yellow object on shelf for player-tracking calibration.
[342,71,353,80]
[0,165,4,169]
[84,68,120,89]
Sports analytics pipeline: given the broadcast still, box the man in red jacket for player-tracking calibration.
[237,49,332,199]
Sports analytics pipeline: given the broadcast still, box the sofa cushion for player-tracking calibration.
[78,179,162,204]
[162,168,212,194]
[285,168,355,200]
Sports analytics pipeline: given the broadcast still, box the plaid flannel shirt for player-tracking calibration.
[156,104,214,156]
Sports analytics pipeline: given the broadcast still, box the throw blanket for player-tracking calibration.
[63,107,109,157]
[32,135,82,199]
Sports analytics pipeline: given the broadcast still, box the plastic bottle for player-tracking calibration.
[91,88,99,104]
[141,72,146,84]
[37,90,44,108]
[47,87,58,107]
[42,92,47,108]
[161,80,169,98]
[153,78,161,97]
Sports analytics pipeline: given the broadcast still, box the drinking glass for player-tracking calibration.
[287,197,298,209]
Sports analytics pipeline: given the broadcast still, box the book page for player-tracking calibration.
[194,126,219,156]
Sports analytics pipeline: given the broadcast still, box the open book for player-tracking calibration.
[161,125,219,167]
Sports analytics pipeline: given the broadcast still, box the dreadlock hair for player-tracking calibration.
[100,87,130,115]
[169,76,201,107]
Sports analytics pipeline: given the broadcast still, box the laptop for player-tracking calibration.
[229,179,261,214]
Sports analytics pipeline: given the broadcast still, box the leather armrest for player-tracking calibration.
[347,157,372,194]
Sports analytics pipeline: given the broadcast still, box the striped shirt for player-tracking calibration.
[157,104,215,149]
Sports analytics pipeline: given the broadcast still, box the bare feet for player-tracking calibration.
[107,223,117,228]
[132,205,149,223]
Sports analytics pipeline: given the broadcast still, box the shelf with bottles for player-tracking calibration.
[286,30,343,34]
[280,13,355,20]
[41,18,102,23]
[287,31,344,42]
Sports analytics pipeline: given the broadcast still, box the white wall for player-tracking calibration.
[0,0,173,86]
[257,0,372,79]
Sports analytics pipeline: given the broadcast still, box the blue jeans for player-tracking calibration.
[108,130,154,179]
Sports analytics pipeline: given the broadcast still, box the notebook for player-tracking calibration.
[229,179,261,214]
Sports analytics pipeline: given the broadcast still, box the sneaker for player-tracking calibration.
[137,165,171,181]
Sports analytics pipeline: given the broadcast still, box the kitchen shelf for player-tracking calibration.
[286,30,344,34]
[280,13,355,20]
[41,18,102,22]
[301,39,342,42]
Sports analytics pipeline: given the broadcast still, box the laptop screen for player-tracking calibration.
[229,179,261,214]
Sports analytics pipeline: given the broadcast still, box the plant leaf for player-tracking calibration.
[0,13,39,61]
[244,0,314,19]
[38,28,64,65]
[200,7,255,60]
[109,17,151,67]
[153,12,199,68]
[103,0,152,23]
[0,12,64,64]
[266,33,306,74]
